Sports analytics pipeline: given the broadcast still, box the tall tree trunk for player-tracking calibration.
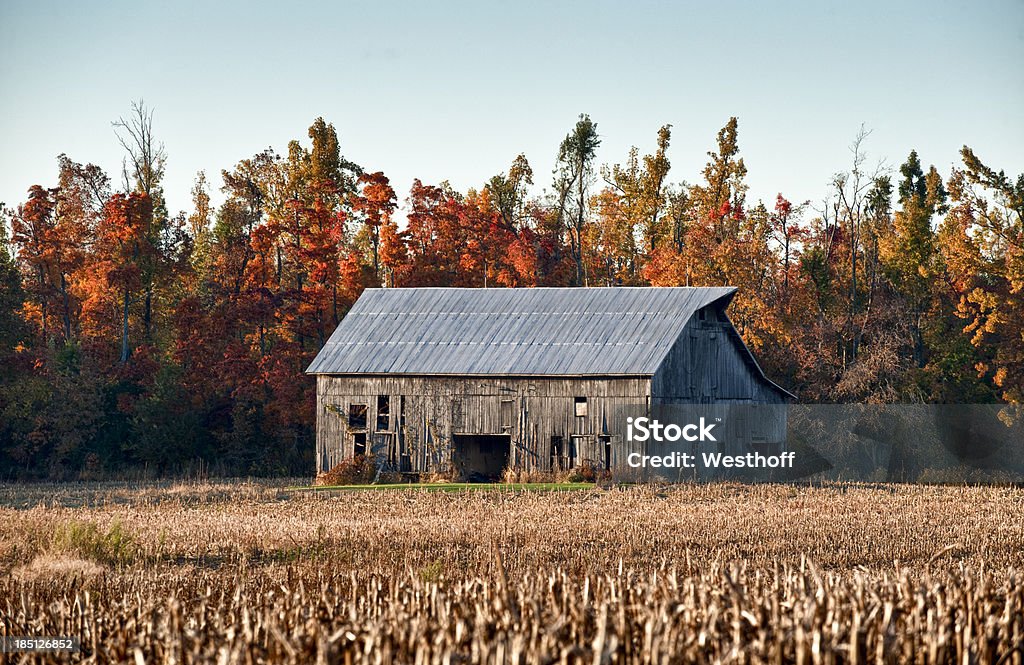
[38,265,47,346]
[60,272,72,343]
[120,288,131,363]
[144,287,152,341]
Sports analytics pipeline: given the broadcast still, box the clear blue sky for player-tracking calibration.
[1,0,1022,219]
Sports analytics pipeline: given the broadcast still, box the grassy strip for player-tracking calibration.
[288,482,598,492]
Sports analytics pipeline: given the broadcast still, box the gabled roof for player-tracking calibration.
[306,286,737,376]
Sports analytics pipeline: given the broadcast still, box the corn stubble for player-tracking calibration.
[0,483,1022,664]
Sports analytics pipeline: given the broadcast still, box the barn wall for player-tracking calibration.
[650,306,789,449]
[315,375,652,475]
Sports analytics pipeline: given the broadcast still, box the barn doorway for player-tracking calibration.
[452,434,510,481]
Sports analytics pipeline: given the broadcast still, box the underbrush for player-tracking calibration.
[315,455,378,486]
[502,462,612,484]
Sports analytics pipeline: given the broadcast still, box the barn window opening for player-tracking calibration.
[574,397,588,418]
[348,404,368,429]
[376,395,390,430]
[550,436,564,471]
[353,432,367,456]
[698,308,707,322]
[500,399,514,430]
[569,436,585,469]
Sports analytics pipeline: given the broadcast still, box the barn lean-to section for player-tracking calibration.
[307,287,793,480]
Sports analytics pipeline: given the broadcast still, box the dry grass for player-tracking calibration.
[11,554,105,585]
[0,482,1022,663]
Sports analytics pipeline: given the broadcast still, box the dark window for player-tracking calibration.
[376,395,390,431]
[348,404,367,429]
[574,396,588,418]
[353,432,367,456]
[398,396,409,471]
[698,308,707,321]
[600,435,612,471]
[550,436,564,471]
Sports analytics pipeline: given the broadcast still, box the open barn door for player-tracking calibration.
[452,434,511,482]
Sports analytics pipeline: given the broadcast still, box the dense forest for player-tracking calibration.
[0,104,1021,479]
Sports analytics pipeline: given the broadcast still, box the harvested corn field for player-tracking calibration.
[1,482,1022,663]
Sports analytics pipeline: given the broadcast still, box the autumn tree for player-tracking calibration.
[768,194,810,308]
[485,154,555,286]
[404,179,465,286]
[693,117,747,242]
[553,114,601,286]
[488,154,534,230]
[10,186,61,346]
[81,193,156,362]
[591,126,673,285]
[644,118,746,289]
[0,209,26,359]
[940,147,1024,403]
[877,151,948,368]
[378,213,409,288]
[350,172,397,284]
[112,101,182,343]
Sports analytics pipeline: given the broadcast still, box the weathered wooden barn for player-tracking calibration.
[307,287,793,480]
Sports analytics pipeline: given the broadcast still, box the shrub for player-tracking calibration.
[560,462,611,484]
[315,455,378,486]
[50,519,136,566]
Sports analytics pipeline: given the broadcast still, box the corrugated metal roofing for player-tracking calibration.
[306,286,737,376]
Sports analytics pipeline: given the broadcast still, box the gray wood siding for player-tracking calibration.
[316,376,651,474]
[650,307,788,448]
[651,309,783,403]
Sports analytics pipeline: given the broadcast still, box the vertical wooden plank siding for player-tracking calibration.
[316,376,651,474]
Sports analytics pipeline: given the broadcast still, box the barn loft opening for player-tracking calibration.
[500,399,514,430]
[452,434,510,481]
[574,397,588,417]
[348,404,367,429]
[376,395,390,430]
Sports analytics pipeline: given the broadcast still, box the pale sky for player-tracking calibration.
[1,0,1022,220]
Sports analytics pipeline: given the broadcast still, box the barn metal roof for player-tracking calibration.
[306,286,738,376]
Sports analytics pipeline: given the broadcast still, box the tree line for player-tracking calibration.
[0,103,1021,479]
